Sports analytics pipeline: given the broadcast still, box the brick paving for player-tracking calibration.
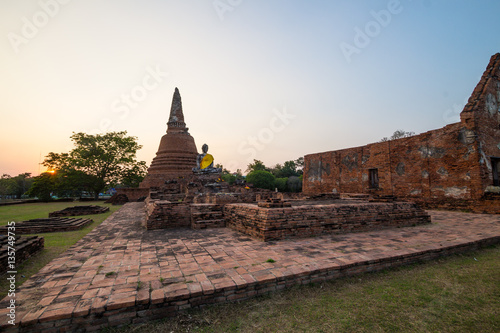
[1,202,499,331]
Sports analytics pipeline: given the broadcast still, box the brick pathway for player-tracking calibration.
[1,202,499,331]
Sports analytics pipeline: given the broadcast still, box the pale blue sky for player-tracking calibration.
[1,0,499,175]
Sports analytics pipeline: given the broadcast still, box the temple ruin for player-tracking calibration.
[114,87,432,241]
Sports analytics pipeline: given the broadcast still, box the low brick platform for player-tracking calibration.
[49,206,109,217]
[1,202,499,332]
[0,236,44,274]
[0,218,93,235]
[225,201,430,241]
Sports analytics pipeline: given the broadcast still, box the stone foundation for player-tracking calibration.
[224,201,431,241]
[0,218,94,234]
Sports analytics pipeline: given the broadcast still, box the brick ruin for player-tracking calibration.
[133,88,278,231]
[0,235,44,274]
[225,200,430,242]
[140,87,199,188]
[48,205,109,217]
[0,217,93,234]
[303,53,500,214]
[136,88,431,241]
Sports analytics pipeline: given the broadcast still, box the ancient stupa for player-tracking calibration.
[140,88,198,188]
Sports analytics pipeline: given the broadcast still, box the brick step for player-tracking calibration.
[191,219,226,229]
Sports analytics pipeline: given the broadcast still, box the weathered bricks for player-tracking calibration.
[190,204,225,229]
[224,202,430,241]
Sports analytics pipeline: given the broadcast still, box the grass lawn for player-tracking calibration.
[0,201,121,299]
[111,245,500,333]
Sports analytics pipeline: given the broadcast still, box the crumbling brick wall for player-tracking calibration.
[304,124,479,199]
[144,198,191,230]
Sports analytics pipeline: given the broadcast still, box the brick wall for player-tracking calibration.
[224,202,430,241]
[144,198,191,230]
[304,123,479,198]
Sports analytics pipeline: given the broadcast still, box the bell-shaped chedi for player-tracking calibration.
[140,88,198,188]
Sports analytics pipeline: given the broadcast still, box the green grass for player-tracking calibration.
[0,201,120,299]
[111,245,500,333]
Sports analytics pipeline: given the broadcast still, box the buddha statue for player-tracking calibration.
[192,144,222,174]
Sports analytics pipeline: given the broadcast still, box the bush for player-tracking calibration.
[222,173,237,185]
[246,170,276,190]
[275,178,288,192]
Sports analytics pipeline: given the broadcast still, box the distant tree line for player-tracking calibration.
[0,173,34,200]
[0,131,147,202]
[219,157,304,192]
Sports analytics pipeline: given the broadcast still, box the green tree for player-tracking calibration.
[282,160,298,177]
[271,160,301,178]
[0,174,16,199]
[270,163,284,178]
[41,131,146,199]
[26,172,57,201]
[295,157,304,176]
[12,173,33,198]
[246,160,268,174]
[119,161,147,188]
[0,173,33,199]
[246,170,276,190]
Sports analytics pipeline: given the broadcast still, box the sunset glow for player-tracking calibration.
[1,1,499,176]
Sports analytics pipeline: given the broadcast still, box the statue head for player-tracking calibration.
[202,144,209,153]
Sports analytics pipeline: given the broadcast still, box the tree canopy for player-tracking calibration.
[38,131,147,199]
[246,159,268,173]
[0,173,33,199]
[246,170,276,190]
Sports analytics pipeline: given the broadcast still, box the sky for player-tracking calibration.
[1,0,499,176]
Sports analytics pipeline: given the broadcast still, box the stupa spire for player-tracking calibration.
[167,87,187,132]
[140,87,198,188]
